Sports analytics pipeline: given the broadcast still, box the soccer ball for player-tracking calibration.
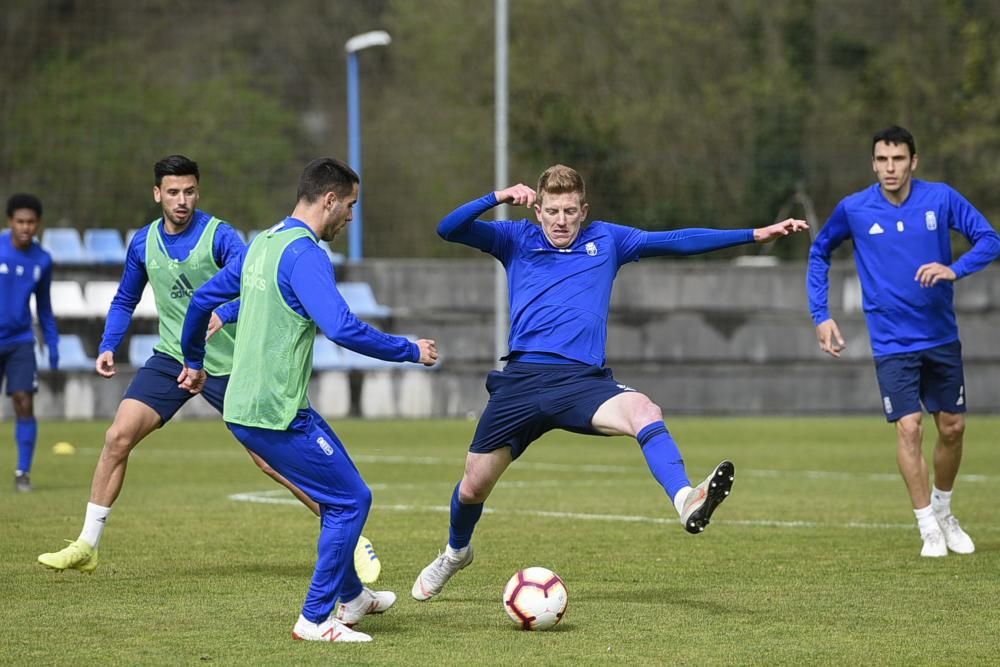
[502,567,568,631]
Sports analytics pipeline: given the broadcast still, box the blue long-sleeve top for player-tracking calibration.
[181,217,419,370]
[99,210,244,354]
[0,231,59,366]
[438,192,755,365]
[807,180,1000,357]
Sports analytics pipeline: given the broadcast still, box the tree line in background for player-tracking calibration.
[2,0,998,259]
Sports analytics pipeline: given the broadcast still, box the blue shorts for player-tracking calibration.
[469,361,632,459]
[0,342,38,395]
[123,351,229,424]
[873,340,966,422]
[227,408,369,508]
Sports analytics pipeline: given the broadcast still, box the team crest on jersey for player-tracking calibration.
[585,241,598,256]
[925,210,937,231]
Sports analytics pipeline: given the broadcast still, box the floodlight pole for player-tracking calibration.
[494,0,509,370]
[346,30,391,263]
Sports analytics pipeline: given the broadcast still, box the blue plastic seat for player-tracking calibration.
[338,282,392,318]
[41,228,90,265]
[35,334,94,371]
[312,336,345,370]
[128,334,159,367]
[83,229,126,264]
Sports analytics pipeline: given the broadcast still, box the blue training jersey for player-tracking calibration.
[181,217,418,370]
[439,193,756,366]
[99,210,244,354]
[807,179,1000,357]
[0,230,58,352]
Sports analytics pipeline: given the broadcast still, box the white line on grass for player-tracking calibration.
[91,448,994,483]
[230,489,999,532]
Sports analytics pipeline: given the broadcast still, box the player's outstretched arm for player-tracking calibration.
[815,318,846,358]
[753,218,809,242]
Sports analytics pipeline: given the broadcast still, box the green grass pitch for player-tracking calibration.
[3,417,999,665]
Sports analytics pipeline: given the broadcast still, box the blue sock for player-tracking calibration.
[16,417,37,473]
[637,421,690,501]
[448,482,484,549]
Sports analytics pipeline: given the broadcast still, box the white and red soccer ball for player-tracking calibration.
[502,567,568,631]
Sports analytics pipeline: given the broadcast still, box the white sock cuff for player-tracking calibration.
[80,502,112,548]
[932,487,953,501]
[914,505,939,533]
[445,544,469,559]
[673,486,693,515]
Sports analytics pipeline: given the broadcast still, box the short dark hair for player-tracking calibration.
[6,193,43,218]
[154,155,200,186]
[296,157,359,203]
[872,126,916,157]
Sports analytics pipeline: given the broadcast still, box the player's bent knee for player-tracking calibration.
[459,478,490,504]
[938,415,965,442]
[11,392,33,417]
[633,398,663,427]
[103,425,139,457]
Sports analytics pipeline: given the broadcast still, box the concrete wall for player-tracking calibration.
[5,260,999,420]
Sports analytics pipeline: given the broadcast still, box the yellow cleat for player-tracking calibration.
[38,539,99,574]
[354,535,381,584]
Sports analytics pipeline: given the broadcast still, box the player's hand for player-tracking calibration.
[494,184,537,208]
[177,365,207,394]
[96,351,116,378]
[48,349,60,371]
[815,319,846,358]
[207,312,224,341]
[416,339,439,367]
[915,262,956,287]
[754,218,809,242]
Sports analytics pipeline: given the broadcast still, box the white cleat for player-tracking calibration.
[920,528,948,558]
[411,546,474,601]
[292,614,372,642]
[680,460,735,534]
[935,513,975,554]
[335,587,396,627]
